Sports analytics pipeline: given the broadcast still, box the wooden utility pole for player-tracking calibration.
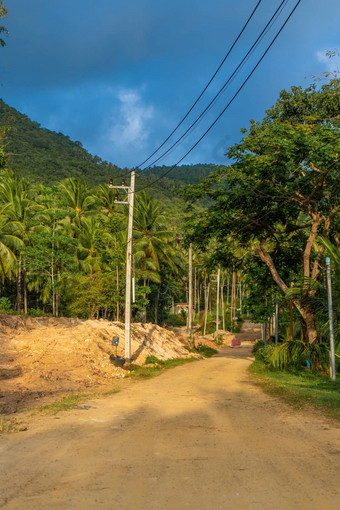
[188,242,193,341]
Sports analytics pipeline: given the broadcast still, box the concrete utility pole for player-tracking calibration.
[188,242,193,341]
[325,257,336,381]
[216,268,220,338]
[109,170,135,361]
[125,170,135,361]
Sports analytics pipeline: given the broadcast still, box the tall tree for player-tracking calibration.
[184,81,339,344]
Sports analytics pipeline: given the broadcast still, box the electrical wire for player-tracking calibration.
[132,0,303,195]
[141,0,289,170]
[136,0,264,169]
[116,0,265,181]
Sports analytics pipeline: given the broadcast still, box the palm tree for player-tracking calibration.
[0,172,42,311]
[0,210,23,280]
[132,191,178,322]
[94,185,116,216]
[59,177,95,223]
[76,216,102,274]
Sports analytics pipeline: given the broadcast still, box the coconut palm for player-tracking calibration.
[132,191,179,322]
[59,177,96,223]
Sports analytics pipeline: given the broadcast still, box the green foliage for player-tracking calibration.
[253,340,329,371]
[164,312,187,327]
[144,355,165,365]
[128,357,196,378]
[0,296,11,311]
[193,344,218,357]
[184,81,340,344]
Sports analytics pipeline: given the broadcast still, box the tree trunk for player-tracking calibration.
[23,264,27,314]
[203,282,210,336]
[254,240,318,343]
[16,259,22,313]
[194,268,197,315]
[56,292,60,317]
[155,288,160,325]
[116,264,119,322]
[221,278,225,332]
[142,278,147,323]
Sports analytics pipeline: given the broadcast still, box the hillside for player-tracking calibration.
[0,100,217,193]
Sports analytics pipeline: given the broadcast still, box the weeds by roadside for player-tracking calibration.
[0,415,15,433]
[191,345,218,357]
[128,356,197,379]
[38,387,120,415]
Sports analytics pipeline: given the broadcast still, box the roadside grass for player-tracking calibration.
[192,345,218,357]
[2,353,216,425]
[249,360,340,420]
[0,415,16,433]
[38,387,120,415]
[128,356,197,379]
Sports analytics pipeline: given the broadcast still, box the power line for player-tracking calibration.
[133,0,303,194]
[137,0,264,169]
[142,0,289,170]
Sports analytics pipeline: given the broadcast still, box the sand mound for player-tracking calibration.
[0,315,195,413]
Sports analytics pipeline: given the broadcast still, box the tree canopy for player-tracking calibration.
[183,81,339,343]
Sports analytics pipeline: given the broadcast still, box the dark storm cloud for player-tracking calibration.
[1,0,339,167]
[3,0,254,90]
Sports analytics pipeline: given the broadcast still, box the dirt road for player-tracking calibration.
[1,323,339,509]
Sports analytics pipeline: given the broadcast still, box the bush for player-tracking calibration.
[164,313,187,327]
[253,342,276,364]
[193,344,218,357]
[0,297,12,312]
[253,340,329,371]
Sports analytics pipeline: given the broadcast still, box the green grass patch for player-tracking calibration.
[249,360,340,420]
[38,387,120,415]
[192,344,218,357]
[0,415,16,433]
[128,356,197,379]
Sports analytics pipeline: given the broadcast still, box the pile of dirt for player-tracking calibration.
[0,315,196,413]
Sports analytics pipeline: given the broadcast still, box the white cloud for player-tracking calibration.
[107,88,154,150]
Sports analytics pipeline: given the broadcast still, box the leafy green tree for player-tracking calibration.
[184,81,340,344]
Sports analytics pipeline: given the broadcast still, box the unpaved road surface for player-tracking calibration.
[1,323,339,509]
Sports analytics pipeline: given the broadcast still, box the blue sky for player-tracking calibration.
[1,0,339,169]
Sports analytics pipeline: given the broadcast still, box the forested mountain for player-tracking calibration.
[143,164,218,185]
[0,99,217,192]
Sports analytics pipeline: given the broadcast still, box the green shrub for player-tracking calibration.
[269,341,329,370]
[164,313,187,327]
[194,344,218,357]
[0,297,12,312]
[256,344,276,364]
[144,355,165,365]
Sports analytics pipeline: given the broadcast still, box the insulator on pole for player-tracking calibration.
[109,178,114,188]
